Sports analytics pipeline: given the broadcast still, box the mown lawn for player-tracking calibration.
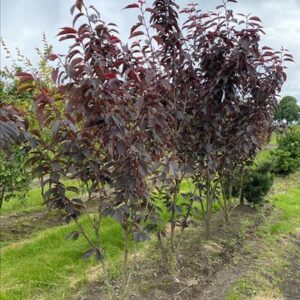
[0,216,124,300]
[0,188,43,215]
[226,170,300,300]
[269,174,300,235]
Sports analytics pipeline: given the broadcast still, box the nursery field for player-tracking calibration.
[1,0,300,299]
[1,150,299,299]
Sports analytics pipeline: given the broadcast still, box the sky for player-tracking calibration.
[1,0,299,102]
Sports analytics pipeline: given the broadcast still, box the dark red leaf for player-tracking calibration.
[57,27,77,36]
[104,73,117,79]
[59,34,77,41]
[47,54,59,61]
[16,72,34,83]
[131,23,143,35]
[262,46,273,50]
[76,0,83,12]
[282,72,287,81]
[73,13,84,27]
[153,36,163,45]
[145,8,158,14]
[130,31,144,38]
[123,3,139,9]
[249,16,262,22]
[283,58,295,62]
[135,96,144,112]
[152,24,164,32]
[110,35,120,43]
[51,68,59,83]
[263,51,273,57]
[16,72,33,78]
[83,248,97,259]
[127,69,140,82]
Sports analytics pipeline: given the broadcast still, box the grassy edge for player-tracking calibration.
[226,171,300,300]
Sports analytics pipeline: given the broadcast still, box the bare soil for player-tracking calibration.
[0,196,101,247]
[76,205,269,300]
[0,209,66,246]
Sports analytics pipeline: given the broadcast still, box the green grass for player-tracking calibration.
[270,132,277,145]
[255,149,271,164]
[0,188,43,214]
[269,180,300,235]
[0,180,82,215]
[226,170,300,300]
[0,216,124,300]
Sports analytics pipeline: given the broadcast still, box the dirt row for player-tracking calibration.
[75,204,300,300]
[0,209,66,246]
[75,205,269,299]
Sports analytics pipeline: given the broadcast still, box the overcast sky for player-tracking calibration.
[1,0,299,102]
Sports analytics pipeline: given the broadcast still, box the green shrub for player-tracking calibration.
[241,162,274,206]
[271,129,300,174]
[0,146,31,209]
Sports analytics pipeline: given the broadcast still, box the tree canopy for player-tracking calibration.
[275,96,300,124]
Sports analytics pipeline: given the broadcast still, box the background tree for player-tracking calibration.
[275,96,300,124]
[0,37,57,209]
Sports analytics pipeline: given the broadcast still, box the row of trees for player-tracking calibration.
[0,0,293,287]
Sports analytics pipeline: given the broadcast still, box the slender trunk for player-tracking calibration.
[170,180,179,252]
[40,176,45,198]
[181,198,193,234]
[239,168,245,205]
[222,178,231,224]
[95,207,102,249]
[0,188,5,210]
[123,227,129,276]
[205,179,212,239]
[222,196,230,223]
[75,218,97,249]
[157,232,168,266]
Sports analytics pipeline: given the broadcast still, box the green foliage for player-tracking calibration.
[0,146,31,209]
[274,96,300,124]
[241,162,274,206]
[271,129,300,174]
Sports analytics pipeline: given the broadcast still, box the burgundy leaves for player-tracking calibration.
[0,103,29,150]
[12,0,294,269]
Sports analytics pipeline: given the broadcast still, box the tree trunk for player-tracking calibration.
[123,228,129,277]
[205,179,212,239]
[239,168,245,205]
[0,188,5,210]
[170,180,179,252]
